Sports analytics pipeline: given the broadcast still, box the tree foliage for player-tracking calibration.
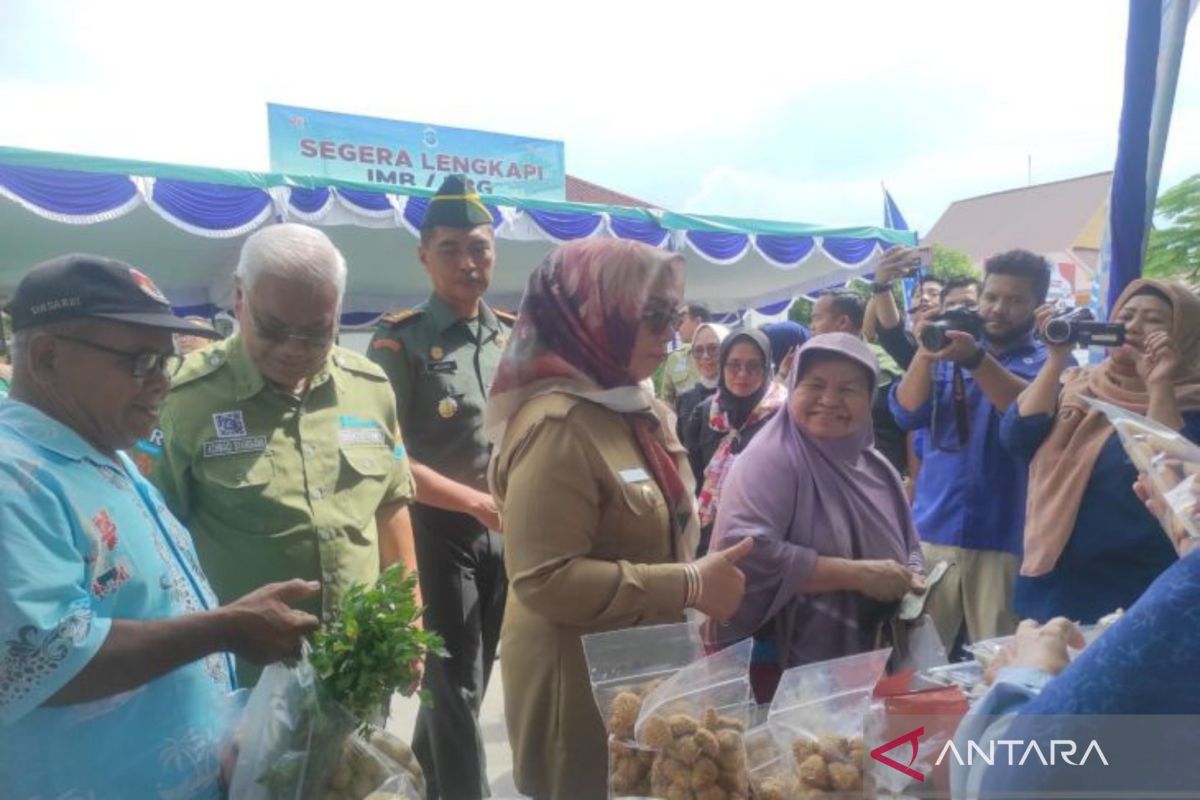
[1144,174,1200,281]
[927,243,980,281]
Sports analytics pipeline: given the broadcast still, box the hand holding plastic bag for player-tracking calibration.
[1088,397,1200,546]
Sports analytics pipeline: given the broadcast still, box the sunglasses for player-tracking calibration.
[250,309,337,349]
[692,344,720,359]
[641,306,686,334]
[56,334,182,379]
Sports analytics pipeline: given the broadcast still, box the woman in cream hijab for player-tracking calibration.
[1001,279,1200,624]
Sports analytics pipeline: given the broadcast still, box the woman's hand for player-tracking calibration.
[852,559,924,601]
[1133,474,1199,557]
[693,537,754,622]
[985,617,1084,685]
[1135,330,1179,388]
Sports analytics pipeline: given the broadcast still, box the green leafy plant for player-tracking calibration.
[1145,174,1200,281]
[310,564,446,727]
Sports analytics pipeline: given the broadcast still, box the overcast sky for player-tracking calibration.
[2,0,1197,233]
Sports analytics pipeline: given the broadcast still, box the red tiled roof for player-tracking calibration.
[565,175,653,207]
[923,172,1112,263]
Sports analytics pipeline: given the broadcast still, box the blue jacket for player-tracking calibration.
[889,335,1050,555]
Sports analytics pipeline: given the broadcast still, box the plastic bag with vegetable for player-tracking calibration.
[229,565,442,800]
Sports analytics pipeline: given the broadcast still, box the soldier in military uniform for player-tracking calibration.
[657,302,709,406]
[147,224,418,685]
[368,176,509,800]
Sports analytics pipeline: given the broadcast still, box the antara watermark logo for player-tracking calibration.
[871,726,1109,781]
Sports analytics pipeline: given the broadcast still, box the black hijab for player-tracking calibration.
[716,328,773,430]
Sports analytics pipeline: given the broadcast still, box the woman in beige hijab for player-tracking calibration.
[1000,279,1200,624]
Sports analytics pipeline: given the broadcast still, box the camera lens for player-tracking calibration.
[1044,318,1072,345]
[920,324,948,351]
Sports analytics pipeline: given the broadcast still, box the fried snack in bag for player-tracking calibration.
[582,623,704,798]
[635,639,756,800]
[766,649,891,798]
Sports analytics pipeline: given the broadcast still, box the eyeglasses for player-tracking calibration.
[250,309,337,349]
[692,344,720,359]
[55,335,182,379]
[641,306,685,335]
[724,359,764,376]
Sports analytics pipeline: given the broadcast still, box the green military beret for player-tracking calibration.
[421,174,493,232]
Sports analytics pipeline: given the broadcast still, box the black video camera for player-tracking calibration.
[919,306,985,351]
[1043,308,1125,347]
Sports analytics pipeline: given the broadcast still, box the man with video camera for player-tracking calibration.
[890,249,1059,650]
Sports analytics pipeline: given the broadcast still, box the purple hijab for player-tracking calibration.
[710,333,922,668]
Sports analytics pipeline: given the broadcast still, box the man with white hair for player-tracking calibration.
[0,254,320,798]
[149,223,418,684]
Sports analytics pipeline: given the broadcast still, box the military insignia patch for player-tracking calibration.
[212,410,248,439]
[372,338,403,353]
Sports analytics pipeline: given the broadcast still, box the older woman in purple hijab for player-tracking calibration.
[711,332,926,700]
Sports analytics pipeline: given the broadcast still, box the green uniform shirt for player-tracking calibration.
[149,335,415,627]
[659,345,700,405]
[367,294,512,491]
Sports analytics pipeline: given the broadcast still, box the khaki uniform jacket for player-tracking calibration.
[490,392,688,800]
[149,336,415,634]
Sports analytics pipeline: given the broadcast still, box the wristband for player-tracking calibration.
[960,347,986,371]
[871,282,894,295]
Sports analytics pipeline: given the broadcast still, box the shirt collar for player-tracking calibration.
[426,293,499,336]
[227,334,335,402]
[0,398,122,467]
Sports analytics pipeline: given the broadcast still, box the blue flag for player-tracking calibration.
[883,188,909,231]
[1097,0,1196,316]
[883,187,918,306]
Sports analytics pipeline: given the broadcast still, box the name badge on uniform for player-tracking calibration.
[619,467,651,484]
[339,427,386,446]
[202,436,268,458]
[426,360,457,375]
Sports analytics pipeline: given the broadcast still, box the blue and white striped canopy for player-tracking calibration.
[0,146,915,324]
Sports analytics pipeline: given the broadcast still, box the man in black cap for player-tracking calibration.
[0,254,319,798]
[369,176,510,799]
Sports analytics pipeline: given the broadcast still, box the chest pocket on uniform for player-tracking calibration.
[616,474,667,517]
[198,452,276,491]
[339,446,392,481]
[334,446,394,524]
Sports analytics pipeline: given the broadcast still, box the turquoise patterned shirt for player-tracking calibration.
[0,399,235,799]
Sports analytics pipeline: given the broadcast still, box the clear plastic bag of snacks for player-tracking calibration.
[744,722,800,800]
[766,648,892,798]
[1088,397,1200,542]
[582,623,704,798]
[633,639,756,800]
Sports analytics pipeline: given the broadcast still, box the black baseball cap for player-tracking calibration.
[5,254,218,337]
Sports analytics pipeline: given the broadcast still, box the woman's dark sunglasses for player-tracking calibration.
[642,306,685,334]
